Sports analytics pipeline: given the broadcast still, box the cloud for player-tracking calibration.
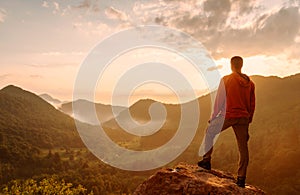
[42,1,49,8]
[73,0,101,12]
[30,74,43,79]
[53,2,60,11]
[42,52,63,56]
[41,51,85,56]
[134,0,300,60]
[203,0,232,29]
[234,0,258,15]
[74,0,93,9]
[0,74,10,81]
[52,1,60,14]
[24,63,77,68]
[41,1,71,16]
[0,8,7,23]
[72,21,112,36]
[207,65,223,71]
[285,42,300,60]
[105,6,128,21]
[46,0,300,62]
[210,6,300,59]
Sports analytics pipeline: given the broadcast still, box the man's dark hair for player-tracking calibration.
[231,56,243,70]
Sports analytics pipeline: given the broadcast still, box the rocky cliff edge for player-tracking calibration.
[134,163,266,195]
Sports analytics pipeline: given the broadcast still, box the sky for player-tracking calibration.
[0,0,300,105]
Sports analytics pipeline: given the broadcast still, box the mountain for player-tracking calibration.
[104,98,181,128]
[241,74,300,194]
[39,93,62,106]
[0,85,83,162]
[0,85,149,194]
[101,98,183,147]
[134,163,265,195]
[60,99,127,125]
[102,92,213,150]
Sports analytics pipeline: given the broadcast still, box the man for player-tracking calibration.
[198,56,255,188]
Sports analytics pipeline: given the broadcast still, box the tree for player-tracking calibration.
[2,177,92,195]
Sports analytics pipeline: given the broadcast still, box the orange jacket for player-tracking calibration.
[212,72,255,122]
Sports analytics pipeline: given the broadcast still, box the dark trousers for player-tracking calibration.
[203,117,250,177]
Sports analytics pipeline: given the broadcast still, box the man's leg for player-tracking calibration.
[199,118,233,169]
[232,118,250,187]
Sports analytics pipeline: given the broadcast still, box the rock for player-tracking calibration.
[134,163,266,195]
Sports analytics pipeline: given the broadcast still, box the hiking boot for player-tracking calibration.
[197,160,211,170]
[236,177,246,188]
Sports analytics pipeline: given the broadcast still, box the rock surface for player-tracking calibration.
[134,163,266,195]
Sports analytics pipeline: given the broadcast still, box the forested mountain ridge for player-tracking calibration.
[0,85,147,194]
[0,73,299,194]
[0,85,83,150]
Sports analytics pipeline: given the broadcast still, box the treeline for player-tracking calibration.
[3,177,90,195]
[0,147,149,194]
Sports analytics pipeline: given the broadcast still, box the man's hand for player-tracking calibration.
[208,117,216,124]
[209,112,222,123]
[249,116,253,124]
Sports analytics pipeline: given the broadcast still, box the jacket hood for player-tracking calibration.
[233,72,251,87]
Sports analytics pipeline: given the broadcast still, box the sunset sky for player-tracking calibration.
[0,0,299,105]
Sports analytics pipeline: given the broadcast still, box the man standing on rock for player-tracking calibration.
[198,56,255,188]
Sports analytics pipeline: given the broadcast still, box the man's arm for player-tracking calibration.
[211,78,226,121]
[249,82,255,123]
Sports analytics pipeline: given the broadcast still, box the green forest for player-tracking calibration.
[0,85,150,194]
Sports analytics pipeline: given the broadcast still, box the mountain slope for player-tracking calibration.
[0,85,149,194]
[0,85,83,164]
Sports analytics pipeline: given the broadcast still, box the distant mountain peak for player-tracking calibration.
[1,84,24,92]
[39,93,61,105]
[0,85,40,100]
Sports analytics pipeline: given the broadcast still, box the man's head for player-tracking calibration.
[231,56,243,73]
